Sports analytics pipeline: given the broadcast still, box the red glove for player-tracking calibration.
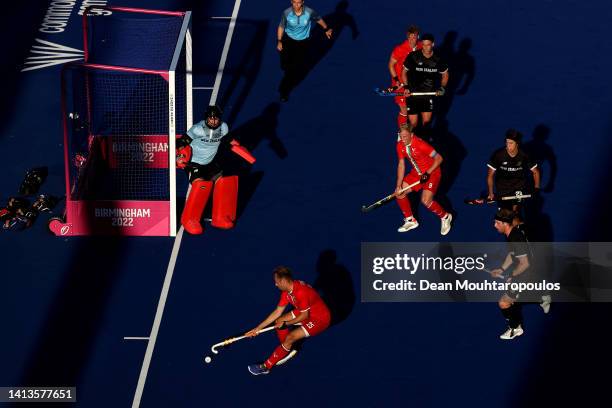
[176,145,192,169]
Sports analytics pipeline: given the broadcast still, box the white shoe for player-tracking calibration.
[440,213,452,235]
[540,295,551,314]
[499,325,524,340]
[398,217,419,232]
[275,350,298,366]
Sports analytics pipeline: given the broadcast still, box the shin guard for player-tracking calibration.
[212,176,238,229]
[181,179,213,235]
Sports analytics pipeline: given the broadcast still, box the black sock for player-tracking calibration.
[509,303,523,328]
[501,306,513,326]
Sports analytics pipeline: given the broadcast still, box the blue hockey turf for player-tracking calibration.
[1,1,611,406]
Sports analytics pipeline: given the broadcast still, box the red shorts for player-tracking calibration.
[403,169,441,194]
[290,309,331,337]
[392,80,406,107]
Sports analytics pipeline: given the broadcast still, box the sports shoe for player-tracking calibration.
[499,325,524,340]
[440,213,452,235]
[398,217,419,232]
[247,363,270,376]
[275,349,298,366]
[540,295,551,314]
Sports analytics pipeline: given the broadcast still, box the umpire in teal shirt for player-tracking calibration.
[276,0,332,101]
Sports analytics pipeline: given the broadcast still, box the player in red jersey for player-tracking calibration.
[388,25,421,128]
[246,266,331,375]
[394,123,452,234]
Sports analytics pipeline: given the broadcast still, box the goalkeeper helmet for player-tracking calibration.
[205,105,223,129]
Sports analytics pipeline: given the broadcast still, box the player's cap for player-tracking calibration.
[505,128,523,143]
[420,33,435,42]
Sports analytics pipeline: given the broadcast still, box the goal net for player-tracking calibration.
[51,6,192,236]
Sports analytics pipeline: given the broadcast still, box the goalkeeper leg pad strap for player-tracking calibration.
[181,179,213,235]
[212,176,238,229]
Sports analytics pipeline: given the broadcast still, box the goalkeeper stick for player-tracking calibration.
[361,181,420,213]
[464,193,532,206]
[210,326,276,355]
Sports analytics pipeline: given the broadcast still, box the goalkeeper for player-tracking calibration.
[176,105,255,235]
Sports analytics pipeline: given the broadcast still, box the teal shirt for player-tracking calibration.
[280,6,321,41]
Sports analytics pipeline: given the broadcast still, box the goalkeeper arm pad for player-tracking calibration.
[230,140,256,164]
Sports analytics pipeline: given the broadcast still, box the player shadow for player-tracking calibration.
[523,124,557,194]
[17,238,126,388]
[215,18,269,125]
[223,102,285,218]
[429,119,468,221]
[282,1,359,98]
[313,249,355,326]
[520,125,556,241]
[434,31,476,123]
[515,123,612,406]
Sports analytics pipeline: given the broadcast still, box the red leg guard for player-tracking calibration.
[212,175,238,229]
[181,179,213,235]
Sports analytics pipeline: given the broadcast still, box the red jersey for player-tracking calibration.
[396,136,438,175]
[278,280,329,319]
[391,40,422,83]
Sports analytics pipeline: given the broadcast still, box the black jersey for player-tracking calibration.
[487,148,537,194]
[507,227,531,272]
[403,50,448,92]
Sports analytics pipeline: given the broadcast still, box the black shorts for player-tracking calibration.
[187,160,222,183]
[406,95,435,114]
[504,272,531,301]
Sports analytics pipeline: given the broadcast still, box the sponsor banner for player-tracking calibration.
[361,242,612,302]
[106,135,170,169]
[23,0,111,71]
[67,200,170,236]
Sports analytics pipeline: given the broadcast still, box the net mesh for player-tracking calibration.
[64,65,170,201]
[84,8,184,70]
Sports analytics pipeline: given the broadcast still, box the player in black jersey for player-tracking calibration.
[487,129,540,223]
[401,33,449,130]
[490,208,531,340]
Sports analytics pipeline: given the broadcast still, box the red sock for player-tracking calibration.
[276,328,289,343]
[265,344,290,369]
[397,113,408,128]
[425,200,446,218]
[396,197,413,218]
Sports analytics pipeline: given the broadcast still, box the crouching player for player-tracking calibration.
[394,123,452,235]
[176,105,255,235]
[245,266,331,375]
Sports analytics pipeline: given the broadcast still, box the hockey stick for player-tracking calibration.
[483,268,507,280]
[464,193,532,206]
[374,87,437,97]
[210,326,276,355]
[361,180,420,213]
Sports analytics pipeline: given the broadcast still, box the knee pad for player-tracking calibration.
[212,175,238,229]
